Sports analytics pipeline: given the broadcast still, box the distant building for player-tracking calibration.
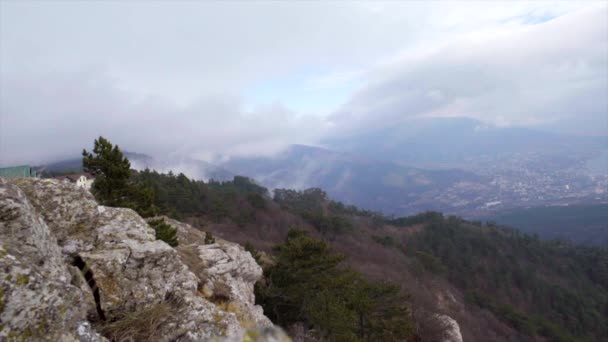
[0,165,37,179]
[54,173,95,190]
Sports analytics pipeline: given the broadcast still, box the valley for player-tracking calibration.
[38,118,607,235]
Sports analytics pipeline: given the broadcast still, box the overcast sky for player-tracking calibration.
[1,1,606,165]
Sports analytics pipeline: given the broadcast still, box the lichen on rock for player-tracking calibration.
[0,177,104,341]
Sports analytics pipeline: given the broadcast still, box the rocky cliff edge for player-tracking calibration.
[0,177,287,341]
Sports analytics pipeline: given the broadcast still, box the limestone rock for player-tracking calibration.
[154,217,272,329]
[216,326,292,342]
[1,178,276,341]
[437,315,463,342]
[0,178,105,341]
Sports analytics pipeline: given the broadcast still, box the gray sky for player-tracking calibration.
[1,1,606,165]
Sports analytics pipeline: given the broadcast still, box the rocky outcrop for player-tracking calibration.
[437,315,463,342]
[0,178,284,341]
[155,217,271,329]
[0,178,104,341]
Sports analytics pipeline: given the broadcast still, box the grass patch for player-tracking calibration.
[97,301,174,341]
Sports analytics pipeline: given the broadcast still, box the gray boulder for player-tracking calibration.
[0,178,282,341]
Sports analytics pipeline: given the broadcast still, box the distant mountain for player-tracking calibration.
[37,118,606,217]
[127,154,234,181]
[38,152,234,181]
[36,157,83,174]
[221,144,487,216]
[319,117,607,215]
[325,117,606,169]
[37,152,154,174]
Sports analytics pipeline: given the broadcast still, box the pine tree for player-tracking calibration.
[83,136,131,206]
[83,136,156,216]
[245,242,261,263]
[256,229,413,341]
[148,219,179,247]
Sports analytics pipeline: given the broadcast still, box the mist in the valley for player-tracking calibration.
[1,1,606,218]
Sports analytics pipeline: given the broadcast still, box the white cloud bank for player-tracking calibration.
[0,1,606,166]
[0,69,325,165]
[330,4,608,136]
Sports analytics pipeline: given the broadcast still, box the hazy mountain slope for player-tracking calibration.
[36,152,153,174]
[222,144,487,216]
[37,121,606,219]
[36,157,83,174]
[322,117,608,215]
[325,117,605,168]
[128,154,234,181]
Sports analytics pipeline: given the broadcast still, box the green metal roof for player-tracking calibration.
[0,165,37,179]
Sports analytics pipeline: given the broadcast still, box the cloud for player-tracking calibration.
[0,1,431,165]
[3,2,589,105]
[329,4,608,135]
[0,69,326,166]
[1,1,605,166]
[0,1,434,105]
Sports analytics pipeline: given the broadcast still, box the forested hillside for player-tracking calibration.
[404,217,608,341]
[491,204,608,245]
[124,169,608,342]
[77,139,608,341]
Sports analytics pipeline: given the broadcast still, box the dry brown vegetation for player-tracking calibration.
[185,200,320,252]
[96,300,176,341]
[192,210,520,341]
